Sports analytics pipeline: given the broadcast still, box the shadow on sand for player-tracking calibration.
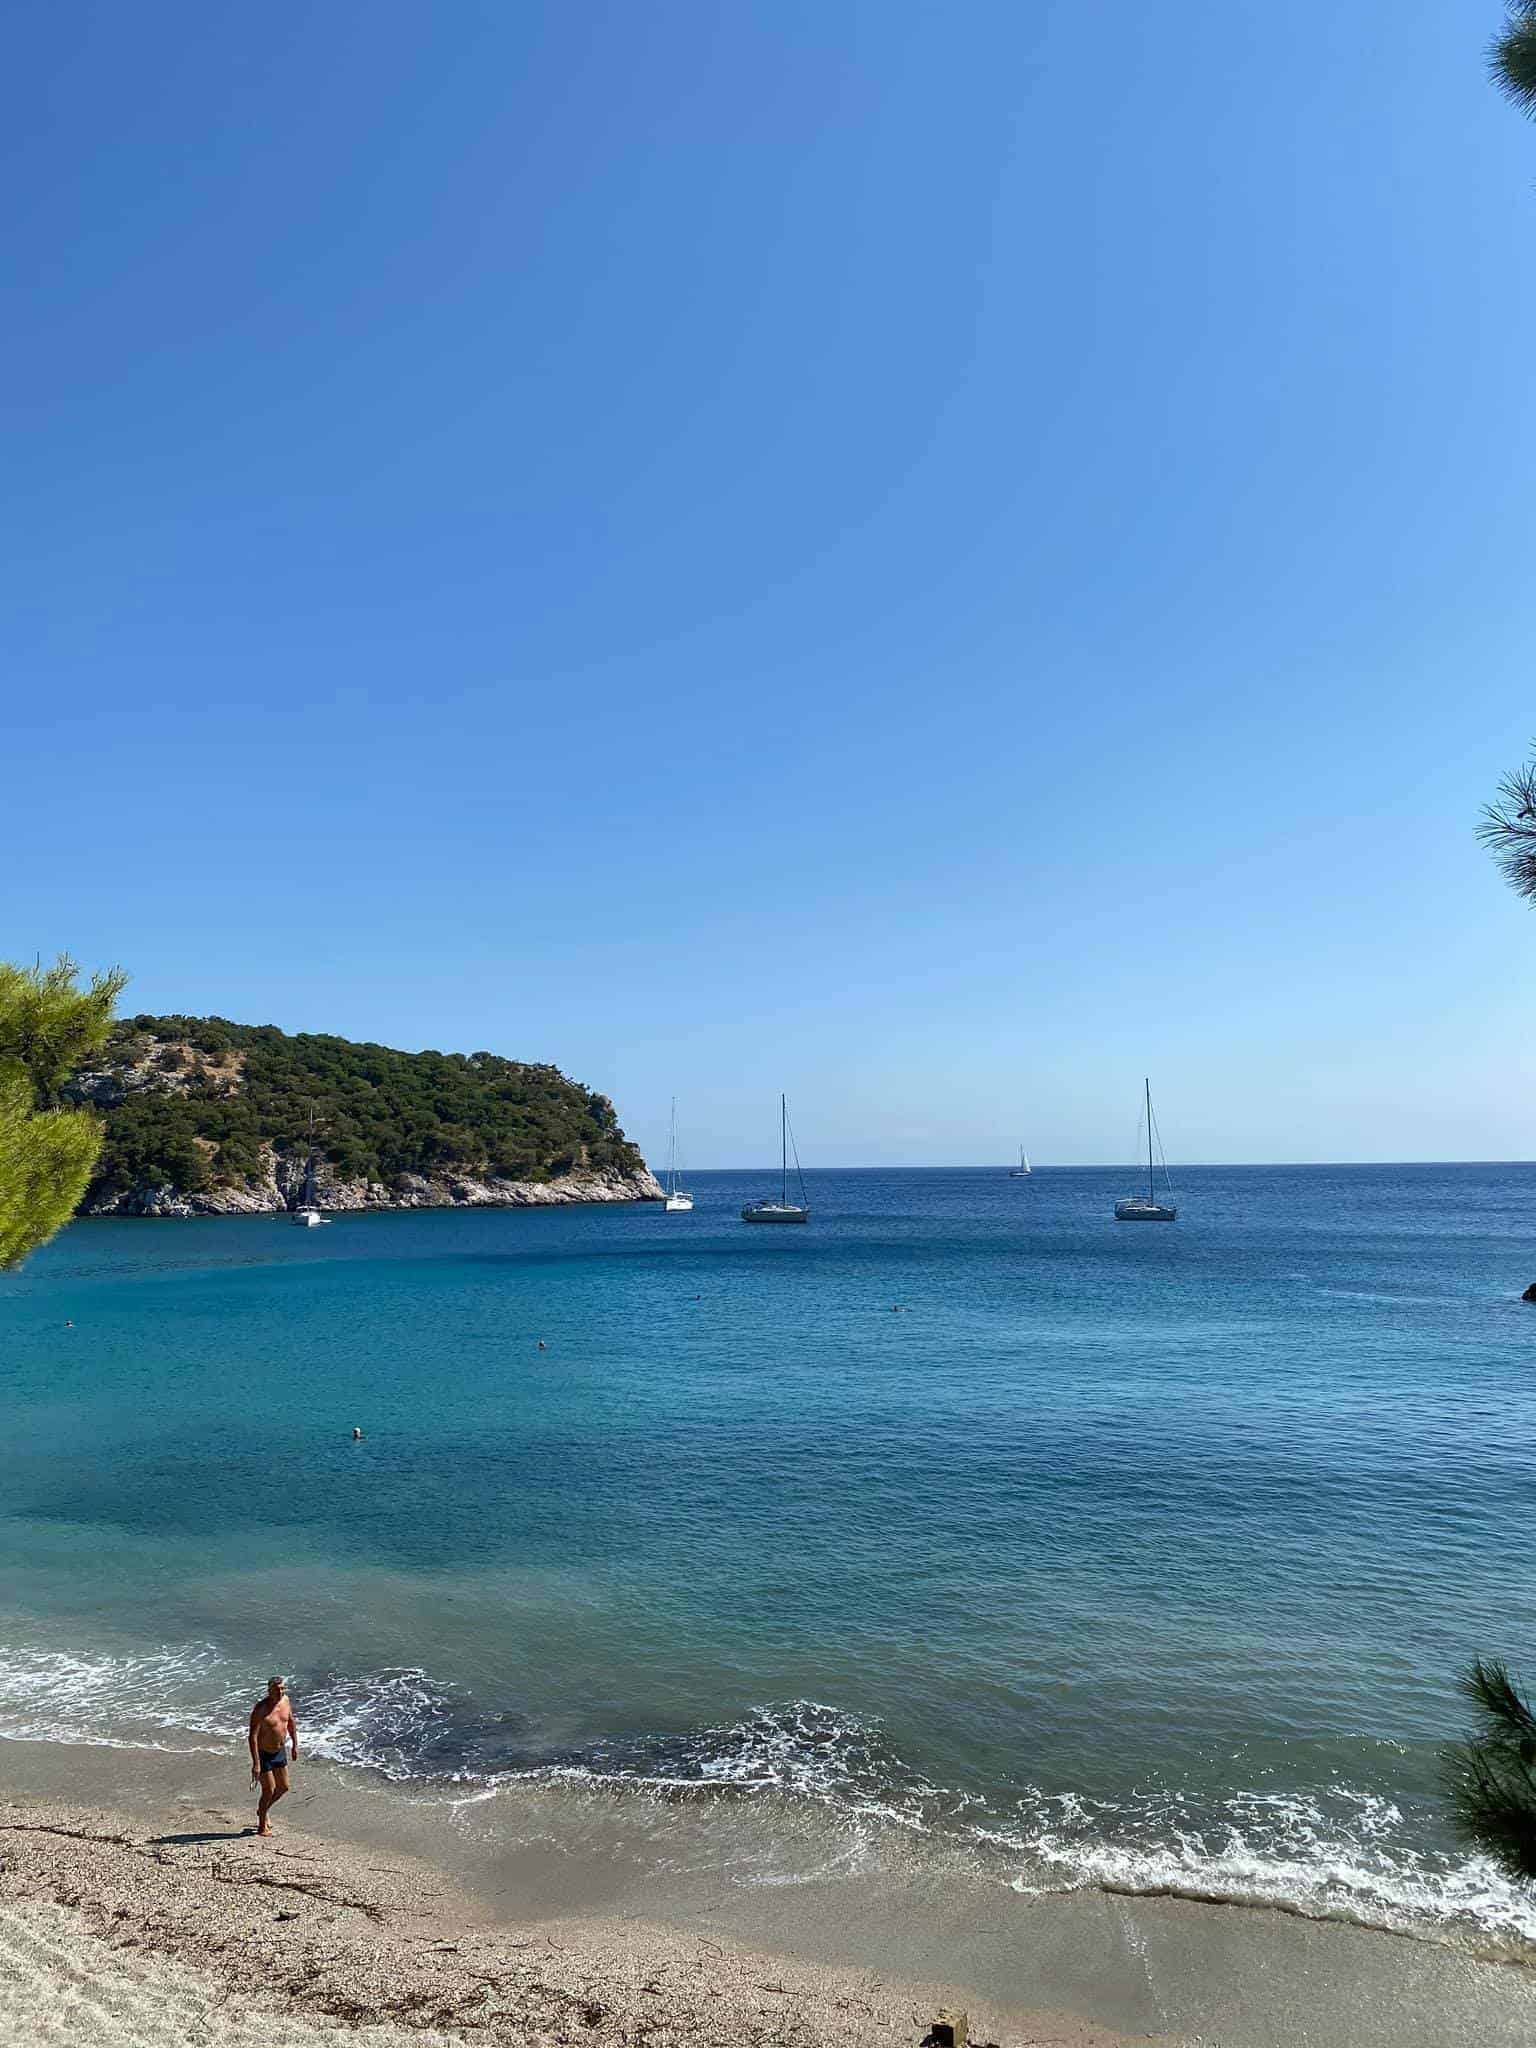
[149,1828,254,1845]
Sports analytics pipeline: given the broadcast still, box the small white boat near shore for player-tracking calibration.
[290,1107,330,1225]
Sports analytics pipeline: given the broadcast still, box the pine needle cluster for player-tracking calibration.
[1494,5,1536,114]
[1443,1660,1536,1883]
[1477,749,1536,906]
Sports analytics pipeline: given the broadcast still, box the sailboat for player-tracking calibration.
[741,1095,810,1224]
[663,1098,693,1212]
[291,1106,328,1226]
[1115,1079,1176,1222]
[1009,1145,1031,1177]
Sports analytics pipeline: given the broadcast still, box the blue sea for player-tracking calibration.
[4,1165,1536,1946]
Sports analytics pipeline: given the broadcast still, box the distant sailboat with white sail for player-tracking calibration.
[663,1098,693,1213]
[1009,1144,1031,1178]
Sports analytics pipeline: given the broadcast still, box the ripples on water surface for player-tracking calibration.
[3,1165,1535,1946]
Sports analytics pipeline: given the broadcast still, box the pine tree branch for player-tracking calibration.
[1477,755,1536,905]
[1493,4,1536,115]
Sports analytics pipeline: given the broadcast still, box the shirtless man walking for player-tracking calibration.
[247,1676,299,1836]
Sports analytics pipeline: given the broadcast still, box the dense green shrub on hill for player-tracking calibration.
[83,1015,645,1202]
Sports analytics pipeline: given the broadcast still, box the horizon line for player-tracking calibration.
[677,1159,1536,1172]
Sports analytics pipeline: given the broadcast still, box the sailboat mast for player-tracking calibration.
[668,1097,677,1196]
[780,1093,787,1205]
[1145,1078,1153,1202]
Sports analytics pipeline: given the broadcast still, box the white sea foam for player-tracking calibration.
[292,1668,460,1779]
[482,1700,955,1835]
[992,1782,1536,1948]
[0,1642,462,1780]
[0,1643,235,1753]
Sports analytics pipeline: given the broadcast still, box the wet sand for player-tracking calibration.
[4,1737,1536,2047]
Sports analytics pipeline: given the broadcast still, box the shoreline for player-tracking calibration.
[5,1628,1533,1968]
[75,1166,663,1218]
[5,1739,1536,2046]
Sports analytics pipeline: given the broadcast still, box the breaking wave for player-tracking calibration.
[499,1699,952,1826]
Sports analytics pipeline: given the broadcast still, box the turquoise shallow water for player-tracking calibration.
[4,1165,1536,1942]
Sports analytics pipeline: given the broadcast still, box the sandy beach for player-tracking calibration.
[0,1792,1117,2048]
[5,1736,1536,2048]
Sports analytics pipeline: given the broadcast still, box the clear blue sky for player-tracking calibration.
[6,2,1535,1167]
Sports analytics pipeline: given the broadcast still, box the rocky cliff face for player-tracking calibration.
[80,1142,662,1216]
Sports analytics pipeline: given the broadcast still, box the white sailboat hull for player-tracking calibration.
[741,1202,809,1224]
[664,1192,694,1212]
[292,1208,327,1227]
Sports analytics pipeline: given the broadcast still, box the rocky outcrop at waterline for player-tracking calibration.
[79,1152,662,1217]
